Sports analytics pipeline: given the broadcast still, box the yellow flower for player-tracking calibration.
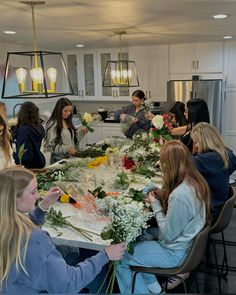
[59,193,70,203]
[87,156,108,168]
[83,112,93,124]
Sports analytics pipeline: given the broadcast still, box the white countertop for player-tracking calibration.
[43,202,110,251]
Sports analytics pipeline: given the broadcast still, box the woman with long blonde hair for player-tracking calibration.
[191,122,236,220]
[0,115,14,169]
[116,141,211,293]
[0,166,125,293]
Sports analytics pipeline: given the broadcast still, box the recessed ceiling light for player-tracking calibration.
[212,14,229,19]
[4,30,16,34]
[223,36,232,39]
[76,44,84,48]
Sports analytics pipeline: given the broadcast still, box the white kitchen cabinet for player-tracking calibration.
[170,42,223,75]
[224,41,236,88]
[65,50,98,100]
[79,123,124,148]
[129,45,169,101]
[97,48,131,101]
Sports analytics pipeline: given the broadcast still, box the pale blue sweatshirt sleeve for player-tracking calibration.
[151,196,192,242]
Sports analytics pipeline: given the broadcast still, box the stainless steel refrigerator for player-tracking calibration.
[166,79,223,132]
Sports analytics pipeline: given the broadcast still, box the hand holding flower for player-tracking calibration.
[39,187,62,210]
[67,147,77,155]
[105,242,126,261]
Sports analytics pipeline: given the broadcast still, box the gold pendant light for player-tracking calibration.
[2,1,74,99]
[102,31,139,88]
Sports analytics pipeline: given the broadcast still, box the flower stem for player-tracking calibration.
[96,261,113,294]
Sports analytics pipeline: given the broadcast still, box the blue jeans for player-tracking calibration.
[116,241,187,293]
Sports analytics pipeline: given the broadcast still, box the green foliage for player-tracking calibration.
[133,166,156,178]
[114,171,129,190]
[88,186,106,199]
[18,143,27,165]
[127,188,145,202]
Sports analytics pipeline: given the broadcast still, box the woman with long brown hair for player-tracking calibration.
[116,140,211,293]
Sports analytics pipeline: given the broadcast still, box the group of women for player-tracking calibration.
[0,90,236,293]
[0,97,88,171]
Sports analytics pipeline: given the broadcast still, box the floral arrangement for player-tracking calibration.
[121,132,160,167]
[81,112,100,133]
[151,113,176,141]
[96,195,153,293]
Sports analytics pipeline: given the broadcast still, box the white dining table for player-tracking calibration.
[42,202,111,251]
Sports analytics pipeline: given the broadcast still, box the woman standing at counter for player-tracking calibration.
[171,98,210,152]
[0,166,125,293]
[45,97,87,164]
[13,102,45,169]
[114,90,151,139]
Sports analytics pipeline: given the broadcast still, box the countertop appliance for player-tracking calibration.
[166,78,223,132]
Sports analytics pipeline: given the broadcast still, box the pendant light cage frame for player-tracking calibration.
[102,31,139,88]
[2,50,74,99]
[1,1,74,99]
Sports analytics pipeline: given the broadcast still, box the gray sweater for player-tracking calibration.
[2,207,109,294]
[151,181,206,250]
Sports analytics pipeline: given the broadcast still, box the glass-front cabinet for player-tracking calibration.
[66,50,98,100]
[65,48,132,101]
[97,48,131,101]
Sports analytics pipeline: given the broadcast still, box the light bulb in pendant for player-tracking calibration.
[30,67,43,92]
[47,67,57,92]
[16,67,27,93]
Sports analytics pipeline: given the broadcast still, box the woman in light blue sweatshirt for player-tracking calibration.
[0,166,125,294]
[116,140,211,293]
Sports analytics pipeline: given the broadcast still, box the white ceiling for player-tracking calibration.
[0,0,236,50]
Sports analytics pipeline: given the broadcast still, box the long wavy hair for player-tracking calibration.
[191,122,229,168]
[0,167,36,288]
[46,97,77,148]
[159,140,211,225]
[0,102,7,121]
[16,102,41,132]
[0,116,11,167]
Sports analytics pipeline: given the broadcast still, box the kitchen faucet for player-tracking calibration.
[13,103,22,117]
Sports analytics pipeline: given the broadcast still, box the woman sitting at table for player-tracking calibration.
[171,98,210,152]
[191,122,236,221]
[114,90,151,139]
[0,166,125,294]
[12,102,45,169]
[45,97,87,164]
[116,140,211,293]
[0,115,15,170]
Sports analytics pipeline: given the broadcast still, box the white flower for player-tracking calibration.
[83,112,93,124]
[152,115,164,129]
[141,132,148,140]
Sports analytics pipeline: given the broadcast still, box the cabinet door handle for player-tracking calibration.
[112,90,114,97]
[192,60,195,70]
[196,60,199,69]
[116,90,119,98]
[149,90,151,99]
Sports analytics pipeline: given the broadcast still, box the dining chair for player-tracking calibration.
[130,225,210,293]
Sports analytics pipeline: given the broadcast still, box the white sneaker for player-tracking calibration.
[164,272,190,290]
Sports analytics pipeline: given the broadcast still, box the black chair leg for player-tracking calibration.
[131,272,138,293]
[221,230,229,278]
[212,238,222,293]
